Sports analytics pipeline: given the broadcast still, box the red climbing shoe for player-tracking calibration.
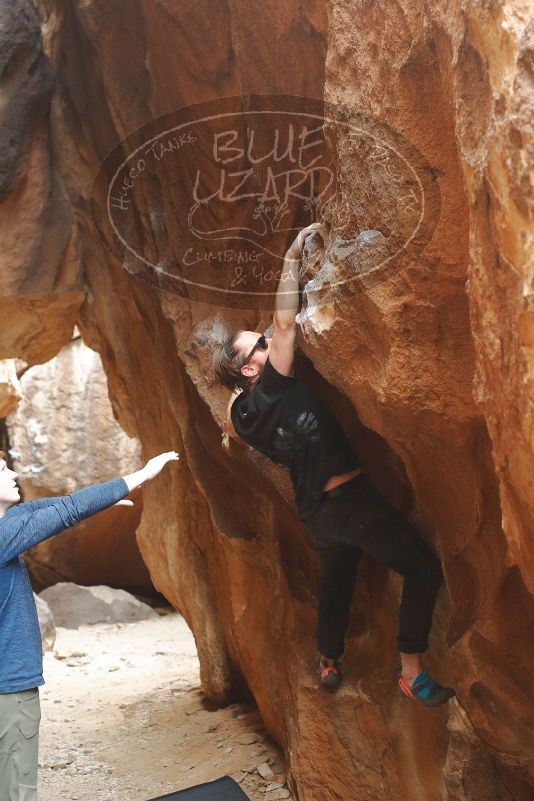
[399,671,455,707]
[319,656,342,690]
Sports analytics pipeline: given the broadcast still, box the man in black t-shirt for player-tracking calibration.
[230,355,361,521]
[214,224,454,707]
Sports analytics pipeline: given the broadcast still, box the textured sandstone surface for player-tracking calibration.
[6,336,151,592]
[0,1,532,800]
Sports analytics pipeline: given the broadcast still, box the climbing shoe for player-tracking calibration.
[399,670,455,707]
[319,656,342,690]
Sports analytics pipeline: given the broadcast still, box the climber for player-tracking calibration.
[214,222,455,707]
[0,449,179,800]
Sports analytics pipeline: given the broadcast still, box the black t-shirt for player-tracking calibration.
[231,358,360,520]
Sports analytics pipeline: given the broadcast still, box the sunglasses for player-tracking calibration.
[243,334,268,365]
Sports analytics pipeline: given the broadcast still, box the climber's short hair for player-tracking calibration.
[213,330,250,393]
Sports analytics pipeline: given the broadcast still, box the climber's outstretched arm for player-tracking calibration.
[270,223,323,377]
[0,452,179,565]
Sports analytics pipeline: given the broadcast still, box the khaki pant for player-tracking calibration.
[0,688,40,801]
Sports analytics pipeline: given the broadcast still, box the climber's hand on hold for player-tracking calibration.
[273,223,324,374]
[286,222,324,259]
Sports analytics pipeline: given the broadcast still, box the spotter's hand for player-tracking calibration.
[142,451,180,481]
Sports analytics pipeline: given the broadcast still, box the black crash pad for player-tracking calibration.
[148,775,251,800]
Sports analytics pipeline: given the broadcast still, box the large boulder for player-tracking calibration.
[6,335,152,593]
[39,583,157,629]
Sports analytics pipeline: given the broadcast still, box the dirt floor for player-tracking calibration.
[39,610,293,801]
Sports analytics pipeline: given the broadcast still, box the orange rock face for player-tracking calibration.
[1,1,532,799]
[0,1,83,363]
[0,360,21,417]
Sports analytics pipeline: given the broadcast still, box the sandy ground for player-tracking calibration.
[39,611,293,801]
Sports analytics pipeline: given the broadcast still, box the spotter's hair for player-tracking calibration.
[213,330,251,393]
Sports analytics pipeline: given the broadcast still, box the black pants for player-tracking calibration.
[304,474,443,660]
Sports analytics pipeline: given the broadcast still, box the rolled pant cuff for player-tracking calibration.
[397,638,428,654]
[318,646,343,661]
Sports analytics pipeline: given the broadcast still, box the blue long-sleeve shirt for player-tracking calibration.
[0,477,129,693]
